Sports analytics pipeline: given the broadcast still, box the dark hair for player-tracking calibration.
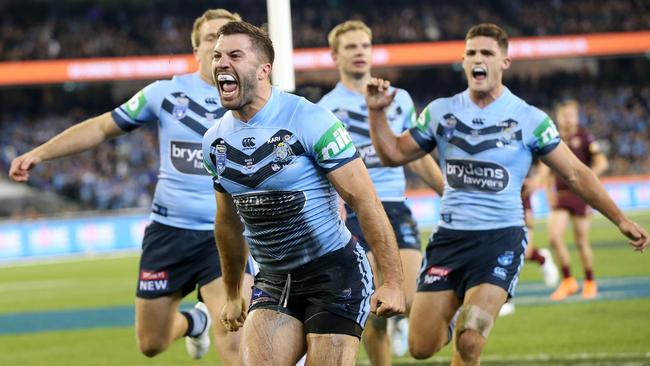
[217,21,275,65]
[465,23,509,53]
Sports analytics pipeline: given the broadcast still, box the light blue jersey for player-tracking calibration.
[202,88,358,272]
[111,73,225,230]
[318,83,416,201]
[411,88,560,230]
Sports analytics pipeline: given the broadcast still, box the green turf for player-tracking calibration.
[0,211,649,365]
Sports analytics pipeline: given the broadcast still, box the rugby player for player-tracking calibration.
[364,23,648,365]
[8,9,253,365]
[317,20,444,362]
[202,21,405,366]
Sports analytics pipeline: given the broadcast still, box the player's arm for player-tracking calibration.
[589,143,608,176]
[406,154,444,196]
[214,190,248,331]
[8,112,126,182]
[327,158,405,317]
[540,142,649,251]
[366,78,428,167]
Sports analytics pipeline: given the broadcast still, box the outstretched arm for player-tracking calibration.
[214,190,249,331]
[540,142,649,252]
[8,112,125,182]
[366,78,428,167]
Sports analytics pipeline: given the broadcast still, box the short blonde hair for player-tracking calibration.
[191,9,242,49]
[327,20,372,53]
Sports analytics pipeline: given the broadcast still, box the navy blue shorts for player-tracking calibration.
[137,221,255,299]
[249,240,373,338]
[346,201,420,252]
[417,226,527,299]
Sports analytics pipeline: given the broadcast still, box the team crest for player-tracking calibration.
[497,251,515,266]
[172,94,190,119]
[442,114,458,141]
[211,143,227,174]
[273,142,295,164]
[497,119,519,147]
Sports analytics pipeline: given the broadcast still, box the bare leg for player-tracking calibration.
[362,252,391,366]
[408,290,462,359]
[135,293,185,357]
[305,333,360,366]
[240,309,305,366]
[549,209,571,269]
[572,215,594,273]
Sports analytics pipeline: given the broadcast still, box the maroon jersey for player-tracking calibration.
[555,127,598,191]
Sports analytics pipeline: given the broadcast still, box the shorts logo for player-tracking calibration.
[251,288,274,306]
[139,270,169,291]
[497,251,514,266]
[172,94,190,119]
[492,267,507,280]
[423,266,450,284]
[446,159,510,193]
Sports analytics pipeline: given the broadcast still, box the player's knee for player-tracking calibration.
[408,327,445,359]
[455,330,482,362]
[138,339,166,358]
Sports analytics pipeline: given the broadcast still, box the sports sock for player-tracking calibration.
[585,269,594,281]
[528,248,546,265]
[181,308,208,337]
[561,265,571,279]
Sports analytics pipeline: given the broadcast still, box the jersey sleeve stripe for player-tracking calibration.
[111,110,141,132]
[409,127,437,152]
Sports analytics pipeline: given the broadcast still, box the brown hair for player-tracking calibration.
[216,21,275,65]
[555,99,580,113]
[465,23,509,53]
[191,9,241,49]
[327,20,372,53]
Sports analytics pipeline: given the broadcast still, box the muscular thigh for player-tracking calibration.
[305,333,360,366]
[135,293,183,337]
[241,309,305,366]
[409,290,461,341]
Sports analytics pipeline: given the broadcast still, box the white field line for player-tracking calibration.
[0,250,140,269]
[357,352,650,365]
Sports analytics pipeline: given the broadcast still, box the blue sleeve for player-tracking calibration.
[408,100,439,153]
[111,81,162,132]
[298,101,359,173]
[399,90,417,132]
[525,107,561,156]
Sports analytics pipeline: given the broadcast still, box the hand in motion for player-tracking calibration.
[371,282,406,318]
[365,78,397,112]
[220,297,247,332]
[8,153,41,182]
[618,219,649,253]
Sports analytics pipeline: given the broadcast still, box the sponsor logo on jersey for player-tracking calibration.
[497,251,515,266]
[423,266,451,284]
[533,117,560,148]
[170,141,209,175]
[356,144,382,168]
[314,121,353,162]
[124,90,147,120]
[446,159,509,193]
[416,107,431,132]
[139,270,169,291]
[472,117,485,125]
[242,137,256,148]
[172,94,190,119]
[205,97,220,105]
[233,191,307,220]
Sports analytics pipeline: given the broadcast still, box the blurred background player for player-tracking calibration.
[317,20,444,363]
[7,9,254,365]
[547,99,609,301]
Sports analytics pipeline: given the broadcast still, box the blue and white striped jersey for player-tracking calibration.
[202,88,359,272]
[111,73,224,230]
[411,88,560,230]
[318,83,416,201]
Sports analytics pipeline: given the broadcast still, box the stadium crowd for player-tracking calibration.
[1,1,649,214]
[1,0,649,61]
[2,64,648,214]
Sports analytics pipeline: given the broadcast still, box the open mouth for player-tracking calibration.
[471,67,487,81]
[216,73,239,98]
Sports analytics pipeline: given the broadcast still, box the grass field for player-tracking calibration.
[1,212,649,365]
